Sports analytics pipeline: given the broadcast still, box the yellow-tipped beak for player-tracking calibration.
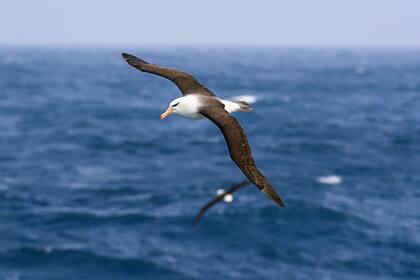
[160,107,173,120]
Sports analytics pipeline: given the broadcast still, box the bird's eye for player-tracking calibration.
[172,102,180,107]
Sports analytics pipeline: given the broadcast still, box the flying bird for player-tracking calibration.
[121,53,285,208]
[194,180,251,224]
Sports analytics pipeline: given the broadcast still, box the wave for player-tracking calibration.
[0,247,195,280]
[31,207,156,225]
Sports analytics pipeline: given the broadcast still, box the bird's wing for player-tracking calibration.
[194,180,250,225]
[121,53,215,97]
[199,103,286,208]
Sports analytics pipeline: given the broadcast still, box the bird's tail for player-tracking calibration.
[222,100,253,113]
[234,101,252,112]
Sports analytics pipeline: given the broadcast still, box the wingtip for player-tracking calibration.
[274,196,286,208]
[192,217,200,226]
[121,52,149,64]
[121,52,135,62]
[261,187,286,208]
[121,52,129,60]
[193,209,204,225]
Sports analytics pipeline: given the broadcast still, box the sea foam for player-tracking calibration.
[317,175,342,185]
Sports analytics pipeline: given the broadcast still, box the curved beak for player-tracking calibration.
[160,107,173,120]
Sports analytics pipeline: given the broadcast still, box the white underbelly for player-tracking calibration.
[178,111,205,119]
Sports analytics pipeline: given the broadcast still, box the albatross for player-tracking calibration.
[121,53,286,208]
[194,180,251,224]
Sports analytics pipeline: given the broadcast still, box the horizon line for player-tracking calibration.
[1,43,420,50]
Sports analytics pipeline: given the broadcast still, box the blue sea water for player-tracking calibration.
[0,47,420,280]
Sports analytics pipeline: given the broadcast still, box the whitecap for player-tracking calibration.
[317,175,342,185]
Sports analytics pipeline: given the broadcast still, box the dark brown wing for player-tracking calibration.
[121,53,215,97]
[200,104,286,208]
[193,180,250,225]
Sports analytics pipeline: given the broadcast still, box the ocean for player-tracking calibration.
[0,47,419,279]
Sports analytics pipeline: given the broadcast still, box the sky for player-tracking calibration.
[0,0,419,48]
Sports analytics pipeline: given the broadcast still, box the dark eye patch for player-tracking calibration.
[172,102,180,107]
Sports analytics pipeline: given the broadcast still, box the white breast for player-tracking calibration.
[175,95,205,119]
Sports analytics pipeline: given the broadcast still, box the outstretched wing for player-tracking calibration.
[121,53,215,97]
[194,180,250,225]
[199,104,286,208]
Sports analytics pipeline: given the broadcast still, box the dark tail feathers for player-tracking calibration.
[235,101,252,112]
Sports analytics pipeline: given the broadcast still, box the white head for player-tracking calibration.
[160,97,184,120]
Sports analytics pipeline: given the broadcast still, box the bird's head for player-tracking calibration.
[160,97,183,120]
